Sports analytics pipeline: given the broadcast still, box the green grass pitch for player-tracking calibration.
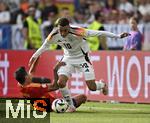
[50,102,150,123]
[0,101,150,123]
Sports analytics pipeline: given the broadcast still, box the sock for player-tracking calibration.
[59,87,75,107]
[95,80,105,90]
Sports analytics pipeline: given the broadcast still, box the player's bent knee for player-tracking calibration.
[57,75,68,88]
[57,80,66,88]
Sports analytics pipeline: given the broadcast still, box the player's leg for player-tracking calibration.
[57,63,76,112]
[72,94,87,108]
[81,62,108,95]
[86,79,108,95]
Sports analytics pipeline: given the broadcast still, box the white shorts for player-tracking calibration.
[57,56,95,81]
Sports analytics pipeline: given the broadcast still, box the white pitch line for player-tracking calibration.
[79,106,146,111]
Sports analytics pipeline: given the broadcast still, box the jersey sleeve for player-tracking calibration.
[46,28,58,42]
[31,39,50,58]
[24,83,49,98]
[85,29,120,38]
[70,27,87,37]
[31,29,57,58]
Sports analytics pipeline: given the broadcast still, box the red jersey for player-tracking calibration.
[19,83,55,111]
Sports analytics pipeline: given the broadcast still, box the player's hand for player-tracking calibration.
[119,32,131,38]
[54,62,66,72]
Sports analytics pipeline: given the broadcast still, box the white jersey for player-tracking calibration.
[49,27,90,59]
[32,26,121,61]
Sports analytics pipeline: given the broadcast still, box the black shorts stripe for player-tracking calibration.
[80,48,92,65]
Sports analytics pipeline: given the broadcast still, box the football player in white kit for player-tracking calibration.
[29,18,130,112]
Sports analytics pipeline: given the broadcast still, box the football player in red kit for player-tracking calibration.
[14,58,87,112]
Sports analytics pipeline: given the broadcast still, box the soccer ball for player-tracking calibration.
[52,99,69,113]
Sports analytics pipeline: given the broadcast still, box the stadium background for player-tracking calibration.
[0,0,150,123]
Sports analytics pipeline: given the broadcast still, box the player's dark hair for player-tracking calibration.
[57,18,69,27]
[14,66,28,85]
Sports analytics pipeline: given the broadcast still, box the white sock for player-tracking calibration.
[59,87,75,107]
[95,80,105,90]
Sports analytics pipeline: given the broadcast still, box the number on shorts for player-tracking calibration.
[80,63,89,68]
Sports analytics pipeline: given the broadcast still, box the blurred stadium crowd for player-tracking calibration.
[1,0,150,25]
[0,0,150,50]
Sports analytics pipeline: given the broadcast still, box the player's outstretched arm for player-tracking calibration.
[85,29,130,39]
[29,39,50,68]
[29,27,57,68]
[28,56,40,75]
